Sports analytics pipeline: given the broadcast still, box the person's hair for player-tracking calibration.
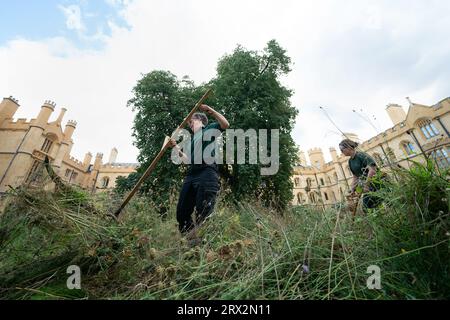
[192,113,208,126]
[339,139,359,150]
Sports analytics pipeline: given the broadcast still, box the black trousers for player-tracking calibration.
[176,165,220,234]
[362,193,382,212]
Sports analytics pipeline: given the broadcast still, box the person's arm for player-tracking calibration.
[350,175,358,193]
[168,138,189,163]
[199,104,230,130]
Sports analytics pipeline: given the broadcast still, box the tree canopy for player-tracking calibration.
[116,40,298,211]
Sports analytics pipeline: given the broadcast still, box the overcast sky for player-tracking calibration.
[1,0,449,164]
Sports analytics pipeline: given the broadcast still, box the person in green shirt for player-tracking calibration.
[168,104,229,235]
[339,139,382,212]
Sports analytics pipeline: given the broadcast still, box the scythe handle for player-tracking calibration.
[113,88,212,217]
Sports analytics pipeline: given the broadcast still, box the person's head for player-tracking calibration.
[189,113,208,132]
[339,139,358,157]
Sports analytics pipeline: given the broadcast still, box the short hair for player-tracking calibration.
[192,113,208,126]
[339,139,358,150]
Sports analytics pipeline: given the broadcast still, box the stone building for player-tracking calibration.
[292,97,450,207]
[0,97,137,197]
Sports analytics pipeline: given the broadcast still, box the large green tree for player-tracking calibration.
[210,40,298,210]
[117,40,298,211]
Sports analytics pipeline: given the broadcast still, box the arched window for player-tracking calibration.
[417,119,440,139]
[320,178,325,186]
[333,172,338,183]
[297,193,304,204]
[41,133,57,154]
[102,177,110,188]
[324,192,329,201]
[71,172,78,183]
[294,177,300,187]
[430,147,450,168]
[401,141,416,156]
[309,192,317,204]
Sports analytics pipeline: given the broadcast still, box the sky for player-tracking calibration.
[1,0,449,164]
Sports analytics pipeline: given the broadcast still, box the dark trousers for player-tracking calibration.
[362,193,382,212]
[176,165,220,234]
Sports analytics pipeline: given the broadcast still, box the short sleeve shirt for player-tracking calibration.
[190,122,224,164]
[348,152,376,178]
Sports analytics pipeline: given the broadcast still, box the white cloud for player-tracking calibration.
[59,5,85,32]
[2,0,450,165]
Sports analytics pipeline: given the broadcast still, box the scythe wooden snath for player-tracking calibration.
[113,89,212,218]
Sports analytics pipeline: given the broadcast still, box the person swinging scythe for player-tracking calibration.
[167,104,229,236]
[113,90,230,240]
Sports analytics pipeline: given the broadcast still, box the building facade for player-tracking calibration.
[0,97,137,196]
[292,97,450,207]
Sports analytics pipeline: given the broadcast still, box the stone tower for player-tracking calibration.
[308,148,325,169]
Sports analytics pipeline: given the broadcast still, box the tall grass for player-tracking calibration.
[0,160,448,300]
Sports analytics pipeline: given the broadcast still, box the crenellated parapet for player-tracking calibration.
[6,96,20,105]
[66,120,77,128]
[102,163,139,169]
[64,156,86,171]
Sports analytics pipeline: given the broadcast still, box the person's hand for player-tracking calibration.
[199,104,214,115]
[168,138,177,148]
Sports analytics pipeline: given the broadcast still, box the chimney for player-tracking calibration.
[93,153,103,170]
[329,147,338,162]
[83,152,93,167]
[386,104,407,126]
[55,108,67,124]
[109,147,118,164]
[298,150,307,166]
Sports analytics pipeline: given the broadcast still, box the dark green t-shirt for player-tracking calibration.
[190,122,224,164]
[348,152,376,178]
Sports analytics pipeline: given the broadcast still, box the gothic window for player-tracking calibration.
[297,193,304,204]
[309,192,317,204]
[430,147,450,169]
[401,141,416,156]
[102,177,110,188]
[41,138,53,154]
[417,119,440,139]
